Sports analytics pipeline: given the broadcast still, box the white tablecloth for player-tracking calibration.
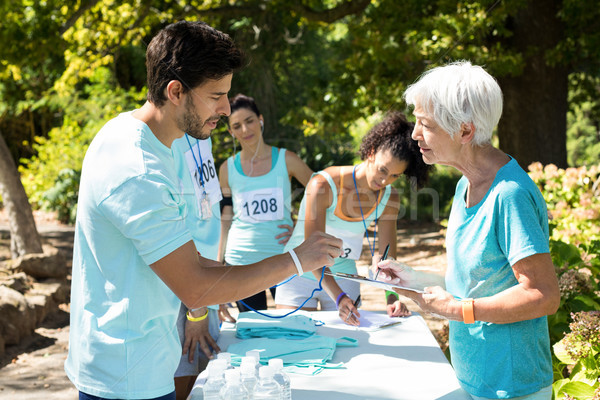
[206,310,471,400]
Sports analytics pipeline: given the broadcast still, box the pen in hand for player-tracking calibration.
[374,243,390,281]
[346,294,361,322]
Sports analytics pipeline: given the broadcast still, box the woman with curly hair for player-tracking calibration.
[275,111,431,325]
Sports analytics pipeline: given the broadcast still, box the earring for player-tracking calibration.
[260,120,264,134]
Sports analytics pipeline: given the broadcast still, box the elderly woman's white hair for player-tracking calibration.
[403,61,503,146]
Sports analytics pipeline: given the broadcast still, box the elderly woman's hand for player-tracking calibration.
[373,259,418,286]
[396,286,462,321]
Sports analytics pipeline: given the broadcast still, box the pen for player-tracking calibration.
[353,294,361,309]
[346,294,361,322]
[374,243,390,281]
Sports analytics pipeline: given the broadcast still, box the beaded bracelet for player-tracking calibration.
[336,292,348,309]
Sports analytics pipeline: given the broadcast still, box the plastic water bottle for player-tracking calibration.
[220,369,249,400]
[240,359,258,399]
[217,352,233,369]
[253,366,282,400]
[269,359,291,400]
[246,350,261,374]
[202,359,227,399]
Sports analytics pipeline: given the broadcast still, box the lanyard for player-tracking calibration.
[352,164,379,257]
[184,134,206,193]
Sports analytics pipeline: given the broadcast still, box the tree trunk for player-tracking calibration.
[497,0,568,169]
[0,131,43,258]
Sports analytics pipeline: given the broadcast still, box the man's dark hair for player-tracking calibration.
[145,21,246,107]
[359,111,432,188]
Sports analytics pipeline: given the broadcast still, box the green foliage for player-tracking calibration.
[528,163,600,245]
[18,67,145,216]
[42,168,80,224]
[567,74,600,167]
[530,162,600,398]
[552,311,600,400]
[548,239,600,345]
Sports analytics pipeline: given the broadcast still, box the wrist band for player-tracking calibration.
[186,308,208,322]
[288,249,303,276]
[336,292,348,309]
[462,298,475,324]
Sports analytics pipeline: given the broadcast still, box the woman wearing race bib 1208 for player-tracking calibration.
[218,93,313,313]
[275,112,431,326]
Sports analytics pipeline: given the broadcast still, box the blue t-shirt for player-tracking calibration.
[65,112,192,398]
[445,157,552,398]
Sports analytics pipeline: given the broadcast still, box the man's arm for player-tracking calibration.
[151,232,342,310]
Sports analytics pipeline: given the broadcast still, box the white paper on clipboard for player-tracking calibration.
[325,271,426,293]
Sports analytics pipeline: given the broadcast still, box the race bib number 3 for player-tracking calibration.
[236,187,284,222]
[325,225,364,260]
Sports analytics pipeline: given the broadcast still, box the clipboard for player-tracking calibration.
[325,271,426,294]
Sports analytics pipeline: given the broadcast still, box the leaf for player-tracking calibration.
[554,338,577,364]
[558,381,596,400]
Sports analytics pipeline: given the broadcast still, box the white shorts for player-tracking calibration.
[174,304,220,377]
[274,275,360,311]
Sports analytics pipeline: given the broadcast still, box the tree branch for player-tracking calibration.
[185,0,371,23]
[291,0,371,23]
[60,0,102,35]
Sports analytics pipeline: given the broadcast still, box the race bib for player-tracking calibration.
[325,225,364,260]
[184,140,222,214]
[236,187,284,222]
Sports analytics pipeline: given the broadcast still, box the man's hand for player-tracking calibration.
[293,231,343,273]
[218,304,236,323]
[182,311,220,362]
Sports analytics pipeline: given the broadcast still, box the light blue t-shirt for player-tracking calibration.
[284,169,391,280]
[445,157,552,399]
[225,147,293,265]
[65,112,192,398]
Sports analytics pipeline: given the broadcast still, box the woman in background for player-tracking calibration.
[218,93,313,312]
[275,111,431,325]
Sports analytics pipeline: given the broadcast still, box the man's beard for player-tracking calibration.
[179,96,217,140]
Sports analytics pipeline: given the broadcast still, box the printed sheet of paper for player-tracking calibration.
[325,271,425,293]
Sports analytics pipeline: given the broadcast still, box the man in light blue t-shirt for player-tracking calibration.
[65,21,342,400]
[375,61,560,400]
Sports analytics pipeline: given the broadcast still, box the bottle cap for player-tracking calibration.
[208,360,226,377]
[259,365,274,378]
[225,369,241,382]
[241,362,256,375]
[268,358,283,371]
[217,352,232,364]
[241,356,257,366]
[246,350,260,363]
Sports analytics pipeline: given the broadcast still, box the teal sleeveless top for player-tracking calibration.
[225,147,293,265]
[283,169,391,280]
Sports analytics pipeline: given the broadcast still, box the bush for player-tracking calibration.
[528,163,600,245]
[19,67,145,221]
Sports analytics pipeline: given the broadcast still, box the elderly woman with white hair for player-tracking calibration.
[375,61,560,400]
